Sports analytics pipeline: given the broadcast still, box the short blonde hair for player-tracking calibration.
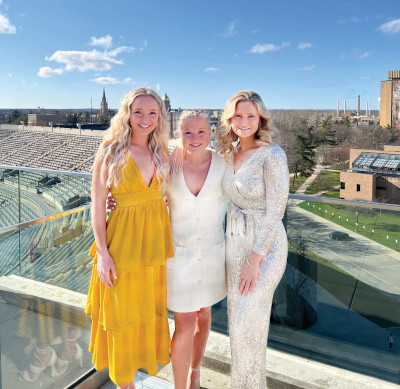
[218,90,275,159]
[94,87,170,187]
[169,110,210,179]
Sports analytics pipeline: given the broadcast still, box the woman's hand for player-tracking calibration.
[106,194,116,210]
[238,251,262,296]
[97,252,117,288]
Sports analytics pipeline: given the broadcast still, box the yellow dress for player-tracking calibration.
[85,155,174,386]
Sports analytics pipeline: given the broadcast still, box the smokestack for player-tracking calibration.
[357,95,360,116]
[366,101,368,116]
[337,100,339,117]
[369,99,371,116]
[344,100,346,113]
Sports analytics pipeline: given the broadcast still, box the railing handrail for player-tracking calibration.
[290,193,400,211]
[0,204,91,234]
[1,194,399,236]
[0,164,92,178]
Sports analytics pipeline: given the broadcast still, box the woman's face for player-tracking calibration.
[180,116,210,153]
[230,101,260,140]
[129,95,159,138]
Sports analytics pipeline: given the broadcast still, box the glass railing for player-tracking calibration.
[0,206,94,388]
[0,184,399,387]
[0,165,92,227]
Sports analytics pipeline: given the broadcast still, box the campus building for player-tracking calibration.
[380,70,400,128]
[340,143,400,204]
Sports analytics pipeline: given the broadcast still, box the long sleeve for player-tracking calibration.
[252,146,289,257]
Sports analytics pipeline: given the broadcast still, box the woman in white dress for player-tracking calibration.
[218,91,289,388]
[167,110,227,389]
[107,110,227,389]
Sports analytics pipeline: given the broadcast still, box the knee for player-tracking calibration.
[196,308,211,328]
[174,314,197,338]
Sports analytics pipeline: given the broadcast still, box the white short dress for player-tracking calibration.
[166,151,227,313]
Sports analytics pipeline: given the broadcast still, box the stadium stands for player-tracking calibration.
[0,127,102,173]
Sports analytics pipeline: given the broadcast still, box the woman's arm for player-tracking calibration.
[253,145,289,256]
[238,146,289,296]
[91,160,117,288]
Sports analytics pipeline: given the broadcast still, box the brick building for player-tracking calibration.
[340,144,400,204]
[380,70,400,128]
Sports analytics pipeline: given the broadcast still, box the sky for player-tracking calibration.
[1,0,400,111]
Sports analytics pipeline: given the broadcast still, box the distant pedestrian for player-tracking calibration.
[388,333,394,351]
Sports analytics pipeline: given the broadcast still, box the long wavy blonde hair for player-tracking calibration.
[94,87,170,188]
[218,90,275,160]
[169,110,210,179]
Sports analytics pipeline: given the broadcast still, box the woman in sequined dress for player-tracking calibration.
[218,90,289,389]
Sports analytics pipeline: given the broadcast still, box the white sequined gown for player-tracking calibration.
[222,143,289,389]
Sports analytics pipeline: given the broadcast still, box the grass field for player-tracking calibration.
[289,249,400,328]
[289,174,309,194]
[298,201,400,251]
[305,171,340,194]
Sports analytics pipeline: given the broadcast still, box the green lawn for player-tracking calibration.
[305,171,340,194]
[321,189,341,198]
[289,249,400,328]
[298,201,400,251]
[289,174,309,194]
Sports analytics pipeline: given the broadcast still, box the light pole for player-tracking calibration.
[49,122,53,133]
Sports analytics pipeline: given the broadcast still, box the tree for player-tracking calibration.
[98,115,109,125]
[291,127,315,184]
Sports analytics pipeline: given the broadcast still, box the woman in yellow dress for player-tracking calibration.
[85,87,174,389]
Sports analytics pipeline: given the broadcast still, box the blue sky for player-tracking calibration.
[1,0,399,110]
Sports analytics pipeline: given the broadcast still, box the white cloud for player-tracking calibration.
[358,51,371,60]
[249,42,289,54]
[300,65,315,72]
[37,66,64,77]
[204,67,219,72]
[223,20,237,38]
[156,82,160,92]
[298,42,312,50]
[90,76,134,85]
[378,19,400,34]
[108,46,134,56]
[89,35,113,49]
[47,49,125,71]
[7,73,12,78]
[0,14,16,34]
[139,39,148,51]
[90,76,119,84]
[360,75,372,80]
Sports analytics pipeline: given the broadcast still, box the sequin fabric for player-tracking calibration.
[222,142,289,389]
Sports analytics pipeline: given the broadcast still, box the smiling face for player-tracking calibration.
[230,101,260,140]
[180,116,210,153]
[129,95,159,138]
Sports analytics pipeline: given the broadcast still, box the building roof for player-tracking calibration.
[353,152,400,176]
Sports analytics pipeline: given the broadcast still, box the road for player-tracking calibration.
[288,202,400,301]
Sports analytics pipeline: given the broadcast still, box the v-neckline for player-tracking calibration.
[232,146,262,175]
[128,153,155,188]
[182,151,213,198]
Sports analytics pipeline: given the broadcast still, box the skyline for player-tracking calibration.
[1,0,400,110]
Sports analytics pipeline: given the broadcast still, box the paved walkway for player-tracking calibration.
[295,154,324,194]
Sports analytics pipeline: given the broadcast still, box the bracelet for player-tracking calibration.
[246,259,260,272]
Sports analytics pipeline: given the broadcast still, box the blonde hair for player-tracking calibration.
[169,110,209,178]
[218,90,275,160]
[94,87,170,188]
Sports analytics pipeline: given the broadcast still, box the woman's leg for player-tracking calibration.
[187,307,211,389]
[171,311,197,389]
